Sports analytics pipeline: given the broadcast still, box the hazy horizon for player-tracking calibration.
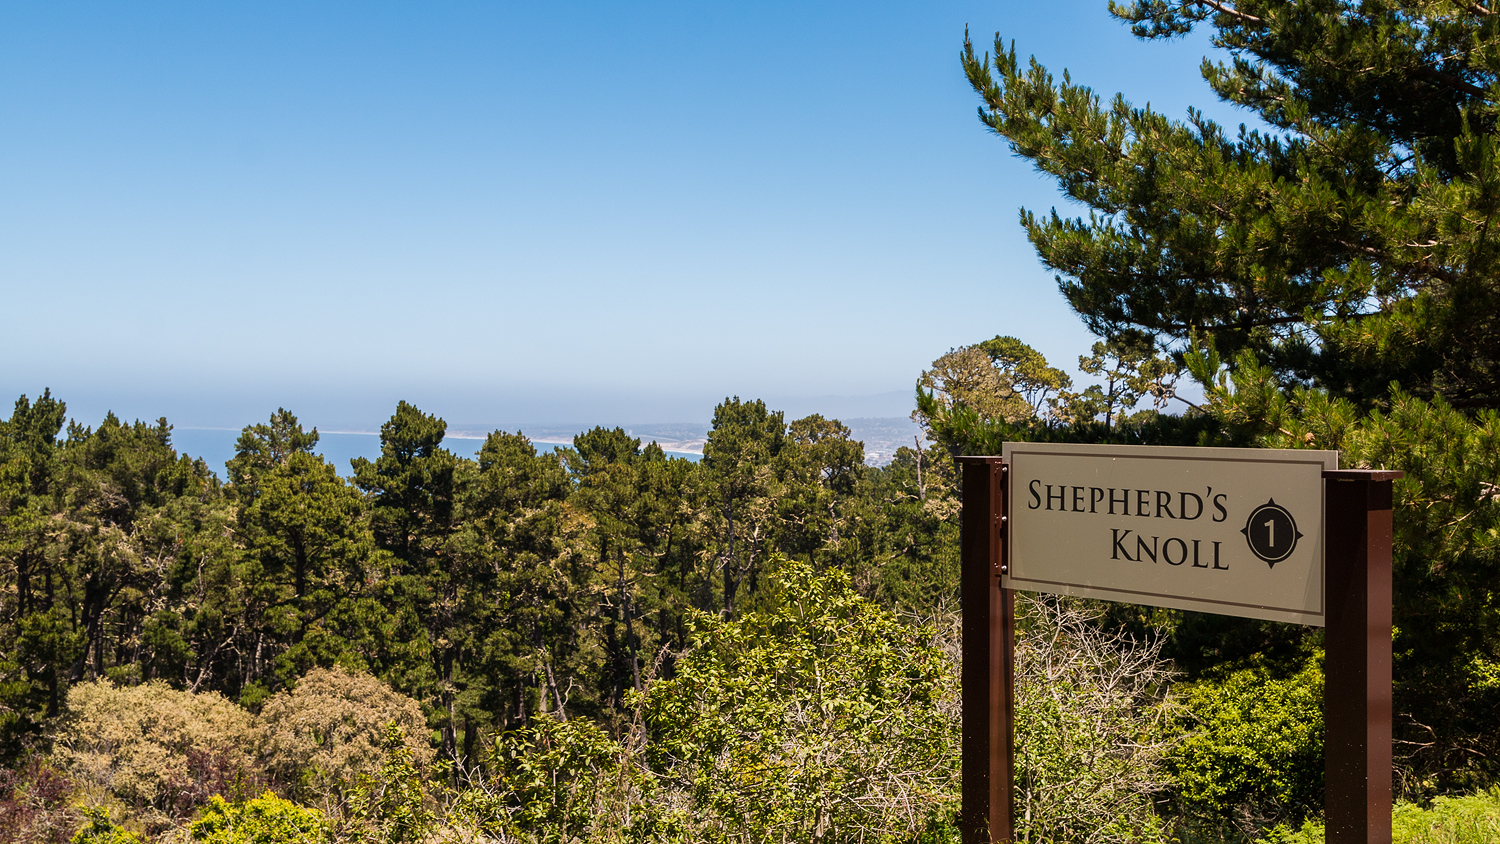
[5,1,1241,426]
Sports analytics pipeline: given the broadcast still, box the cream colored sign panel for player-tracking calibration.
[1000,443,1337,626]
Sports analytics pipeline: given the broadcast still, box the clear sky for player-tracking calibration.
[1,1,1241,432]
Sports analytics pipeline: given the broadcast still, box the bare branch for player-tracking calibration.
[1192,0,1263,25]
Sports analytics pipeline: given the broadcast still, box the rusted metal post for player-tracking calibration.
[1323,469,1402,844]
[960,456,1014,844]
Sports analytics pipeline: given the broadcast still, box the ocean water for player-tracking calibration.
[171,428,700,481]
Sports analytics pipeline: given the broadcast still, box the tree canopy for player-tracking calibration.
[963,0,1500,408]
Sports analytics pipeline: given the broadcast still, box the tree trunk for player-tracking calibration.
[621,551,641,692]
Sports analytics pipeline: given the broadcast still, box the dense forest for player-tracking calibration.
[0,391,959,750]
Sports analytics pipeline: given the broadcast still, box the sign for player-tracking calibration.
[999,442,1337,626]
[960,454,1400,844]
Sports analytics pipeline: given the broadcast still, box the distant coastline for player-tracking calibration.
[172,416,919,480]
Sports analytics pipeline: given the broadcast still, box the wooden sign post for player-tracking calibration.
[959,447,1402,844]
[959,456,1012,844]
[1324,470,1401,844]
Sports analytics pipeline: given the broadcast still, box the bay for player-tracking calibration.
[170,428,701,481]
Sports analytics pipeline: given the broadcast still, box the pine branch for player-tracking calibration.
[1409,66,1490,100]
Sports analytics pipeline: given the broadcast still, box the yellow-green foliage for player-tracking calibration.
[255,667,430,799]
[342,726,437,844]
[636,558,960,843]
[189,794,328,844]
[70,808,142,844]
[56,680,255,817]
[1262,788,1500,844]
[485,715,622,841]
[1170,660,1324,830]
[1393,789,1500,844]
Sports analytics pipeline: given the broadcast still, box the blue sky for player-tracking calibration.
[1,1,1241,432]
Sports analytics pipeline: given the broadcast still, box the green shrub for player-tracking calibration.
[1169,659,1323,838]
[255,667,429,801]
[69,808,140,844]
[483,715,624,841]
[189,794,328,844]
[635,558,960,843]
[341,727,435,844]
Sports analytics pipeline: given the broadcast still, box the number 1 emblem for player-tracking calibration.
[1242,499,1303,567]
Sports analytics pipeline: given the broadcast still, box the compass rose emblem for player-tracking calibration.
[1241,498,1303,567]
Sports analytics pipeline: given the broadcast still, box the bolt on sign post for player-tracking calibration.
[959,444,1402,844]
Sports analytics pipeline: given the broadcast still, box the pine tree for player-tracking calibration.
[963,1,1500,408]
